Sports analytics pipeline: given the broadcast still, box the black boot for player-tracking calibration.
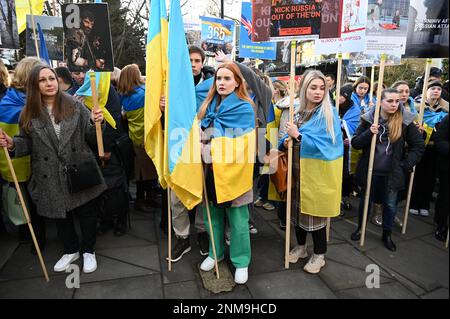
[382,229,397,252]
[350,228,361,241]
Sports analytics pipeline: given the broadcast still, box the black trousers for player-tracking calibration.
[98,186,128,226]
[435,168,449,229]
[295,225,327,255]
[411,147,437,210]
[55,199,98,254]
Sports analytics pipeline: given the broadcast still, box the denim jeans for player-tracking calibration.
[358,175,399,231]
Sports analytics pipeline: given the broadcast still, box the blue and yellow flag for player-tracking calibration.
[0,89,30,182]
[76,72,116,129]
[201,93,256,204]
[164,0,203,210]
[144,0,168,189]
[15,0,45,34]
[281,109,343,217]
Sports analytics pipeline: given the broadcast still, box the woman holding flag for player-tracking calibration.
[410,81,448,217]
[198,62,255,285]
[280,71,343,274]
[0,64,106,273]
[350,88,425,251]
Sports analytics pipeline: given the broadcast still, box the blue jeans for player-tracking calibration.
[358,175,398,231]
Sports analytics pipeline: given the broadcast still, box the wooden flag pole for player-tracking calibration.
[360,54,387,247]
[28,0,40,60]
[327,53,343,242]
[52,0,57,16]
[0,129,49,282]
[201,167,220,279]
[446,229,449,249]
[285,41,297,269]
[402,58,432,234]
[89,73,105,158]
[167,188,172,271]
[369,65,375,103]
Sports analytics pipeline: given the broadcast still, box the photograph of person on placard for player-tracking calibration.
[367,0,410,35]
[62,3,114,72]
[0,0,20,49]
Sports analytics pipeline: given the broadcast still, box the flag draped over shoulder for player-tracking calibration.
[37,22,50,65]
[0,89,30,182]
[201,93,256,204]
[144,0,168,189]
[342,103,361,137]
[298,109,343,218]
[15,0,45,34]
[76,72,116,129]
[280,109,343,218]
[164,0,203,210]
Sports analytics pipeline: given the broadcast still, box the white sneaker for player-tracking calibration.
[409,209,419,216]
[303,254,326,274]
[225,232,231,246]
[249,224,258,235]
[83,253,97,273]
[254,198,264,207]
[288,245,308,264]
[54,252,79,272]
[234,267,248,284]
[200,256,223,272]
[419,209,430,217]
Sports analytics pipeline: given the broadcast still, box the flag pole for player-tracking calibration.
[327,52,343,242]
[167,188,172,271]
[402,58,432,234]
[360,54,386,247]
[201,167,220,279]
[28,0,40,60]
[369,65,375,103]
[285,40,297,269]
[0,129,49,282]
[88,72,105,158]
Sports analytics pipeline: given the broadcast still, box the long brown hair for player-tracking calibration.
[198,62,253,120]
[19,65,74,134]
[0,60,8,87]
[117,64,143,95]
[381,88,403,143]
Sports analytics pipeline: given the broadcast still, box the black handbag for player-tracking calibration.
[64,160,102,194]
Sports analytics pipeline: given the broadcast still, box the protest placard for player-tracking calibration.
[0,0,19,49]
[26,15,63,61]
[200,16,235,57]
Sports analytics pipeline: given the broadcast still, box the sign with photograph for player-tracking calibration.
[240,2,277,60]
[61,3,114,72]
[365,0,411,55]
[346,52,402,66]
[315,0,368,55]
[404,0,449,58]
[0,0,19,49]
[26,15,64,61]
[200,16,235,57]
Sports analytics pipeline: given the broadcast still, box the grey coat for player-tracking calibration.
[13,96,106,219]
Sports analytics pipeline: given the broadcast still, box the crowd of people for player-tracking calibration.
[0,49,448,285]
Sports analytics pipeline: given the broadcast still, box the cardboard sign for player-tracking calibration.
[365,0,411,55]
[62,3,114,72]
[404,0,449,58]
[240,2,277,60]
[200,16,235,57]
[26,15,64,61]
[315,0,368,55]
[0,0,20,49]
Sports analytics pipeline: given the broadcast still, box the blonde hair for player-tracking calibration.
[198,62,254,120]
[117,64,143,95]
[297,70,336,143]
[0,60,8,87]
[10,57,42,91]
[381,88,403,143]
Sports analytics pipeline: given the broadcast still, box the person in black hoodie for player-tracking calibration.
[350,88,425,251]
[434,115,449,241]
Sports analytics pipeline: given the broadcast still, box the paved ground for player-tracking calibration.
[0,196,448,299]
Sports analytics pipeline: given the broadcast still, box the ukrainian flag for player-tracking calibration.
[144,0,168,189]
[0,89,30,182]
[281,109,343,217]
[201,93,256,204]
[163,0,203,210]
[15,0,45,34]
[423,108,448,145]
[76,72,116,129]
